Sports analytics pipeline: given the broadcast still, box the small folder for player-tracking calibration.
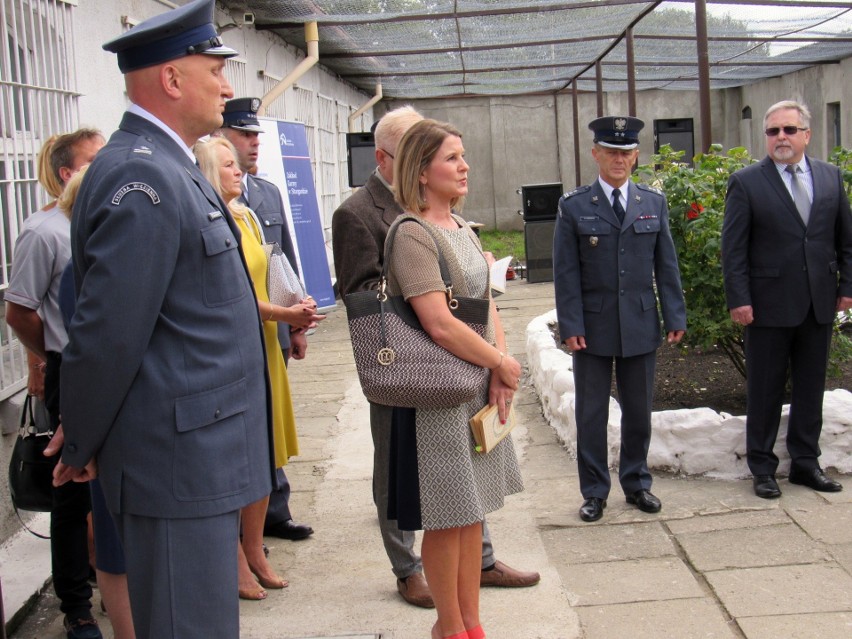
[469,403,516,453]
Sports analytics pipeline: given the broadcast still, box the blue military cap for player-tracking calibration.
[589,116,645,150]
[103,0,237,73]
[222,98,264,132]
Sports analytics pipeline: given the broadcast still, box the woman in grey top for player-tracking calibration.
[386,119,524,639]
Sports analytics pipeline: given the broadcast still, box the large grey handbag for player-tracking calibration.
[343,218,490,409]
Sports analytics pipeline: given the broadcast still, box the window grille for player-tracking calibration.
[1,0,78,400]
[261,72,287,120]
[223,57,246,102]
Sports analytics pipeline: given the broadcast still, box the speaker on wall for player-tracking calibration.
[521,183,562,222]
[524,220,556,283]
[653,119,694,166]
[346,132,375,188]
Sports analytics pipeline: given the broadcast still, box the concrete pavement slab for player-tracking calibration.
[666,509,791,535]
[542,522,676,564]
[676,523,833,570]
[706,564,852,617]
[737,611,852,639]
[785,502,852,544]
[827,542,852,573]
[561,557,705,606]
[576,599,739,639]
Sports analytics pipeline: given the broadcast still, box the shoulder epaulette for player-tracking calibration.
[560,185,591,202]
[636,183,663,196]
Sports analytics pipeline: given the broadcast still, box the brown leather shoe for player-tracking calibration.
[480,560,541,588]
[396,572,435,608]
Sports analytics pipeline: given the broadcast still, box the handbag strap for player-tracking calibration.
[19,394,53,437]
[380,216,459,307]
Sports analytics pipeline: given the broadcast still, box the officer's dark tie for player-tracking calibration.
[241,187,250,209]
[611,188,626,224]
[786,164,810,226]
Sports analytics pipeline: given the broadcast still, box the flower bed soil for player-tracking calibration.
[551,325,852,415]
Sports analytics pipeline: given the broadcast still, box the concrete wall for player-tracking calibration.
[378,57,850,232]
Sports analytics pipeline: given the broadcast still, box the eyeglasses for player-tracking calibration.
[379,148,395,159]
[765,126,808,137]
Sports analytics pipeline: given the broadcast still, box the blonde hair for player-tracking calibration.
[193,137,249,219]
[57,164,90,219]
[374,105,423,157]
[393,119,464,214]
[37,135,62,199]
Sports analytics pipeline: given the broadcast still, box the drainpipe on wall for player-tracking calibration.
[258,21,318,116]
[348,83,383,132]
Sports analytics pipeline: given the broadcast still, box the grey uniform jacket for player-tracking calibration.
[722,155,852,327]
[243,173,298,350]
[553,180,686,358]
[61,112,274,519]
[331,172,403,297]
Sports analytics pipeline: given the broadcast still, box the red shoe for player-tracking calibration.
[467,626,485,639]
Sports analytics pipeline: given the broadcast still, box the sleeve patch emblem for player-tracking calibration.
[112,183,160,206]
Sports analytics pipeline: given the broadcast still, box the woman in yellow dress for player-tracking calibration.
[195,137,323,600]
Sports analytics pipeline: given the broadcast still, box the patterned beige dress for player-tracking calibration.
[387,214,524,531]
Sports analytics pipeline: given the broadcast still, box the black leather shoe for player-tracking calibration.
[626,489,662,513]
[789,467,843,493]
[753,475,781,499]
[579,497,606,522]
[264,519,314,540]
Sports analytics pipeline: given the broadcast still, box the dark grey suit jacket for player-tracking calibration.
[243,173,298,350]
[722,155,852,327]
[61,113,274,518]
[331,172,402,297]
[553,180,686,358]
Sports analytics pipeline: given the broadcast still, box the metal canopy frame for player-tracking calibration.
[228,0,852,151]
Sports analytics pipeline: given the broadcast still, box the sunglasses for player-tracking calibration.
[765,126,808,137]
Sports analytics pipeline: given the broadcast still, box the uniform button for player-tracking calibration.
[620,270,625,276]
[214,409,221,418]
[620,249,625,254]
[265,221,270,226]
[620,290,625,296]
[225,238,232,247]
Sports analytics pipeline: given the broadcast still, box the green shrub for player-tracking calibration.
[635,143,852,379]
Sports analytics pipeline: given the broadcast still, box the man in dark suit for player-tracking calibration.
[54,2,274,636]
[218,97,314,542]
[554,116,686,523]
[722,100,852,499]
[332,106,541,608]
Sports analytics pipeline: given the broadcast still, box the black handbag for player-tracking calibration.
[8,394,57,514]
[344,218,491,409]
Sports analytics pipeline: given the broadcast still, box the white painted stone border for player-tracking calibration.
[526,309,852,479]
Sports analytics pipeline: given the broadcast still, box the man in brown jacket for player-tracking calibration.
[332,106,540,608]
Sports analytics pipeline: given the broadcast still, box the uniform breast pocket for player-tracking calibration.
[631,217,660,256]
[201,223,249,307]
[577,221,611,258]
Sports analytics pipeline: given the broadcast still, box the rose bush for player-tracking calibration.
[635,143,852,379]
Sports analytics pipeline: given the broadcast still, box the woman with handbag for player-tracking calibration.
[195,137,324,600]
[386,119,524,639]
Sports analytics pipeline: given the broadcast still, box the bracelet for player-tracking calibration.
[490,351,505,370]
[267,308,275,321]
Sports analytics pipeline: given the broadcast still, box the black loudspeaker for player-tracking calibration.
[654,119,694,165]
[346,132,375,187]
[524,220,556,283]
[521,183,562,221]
